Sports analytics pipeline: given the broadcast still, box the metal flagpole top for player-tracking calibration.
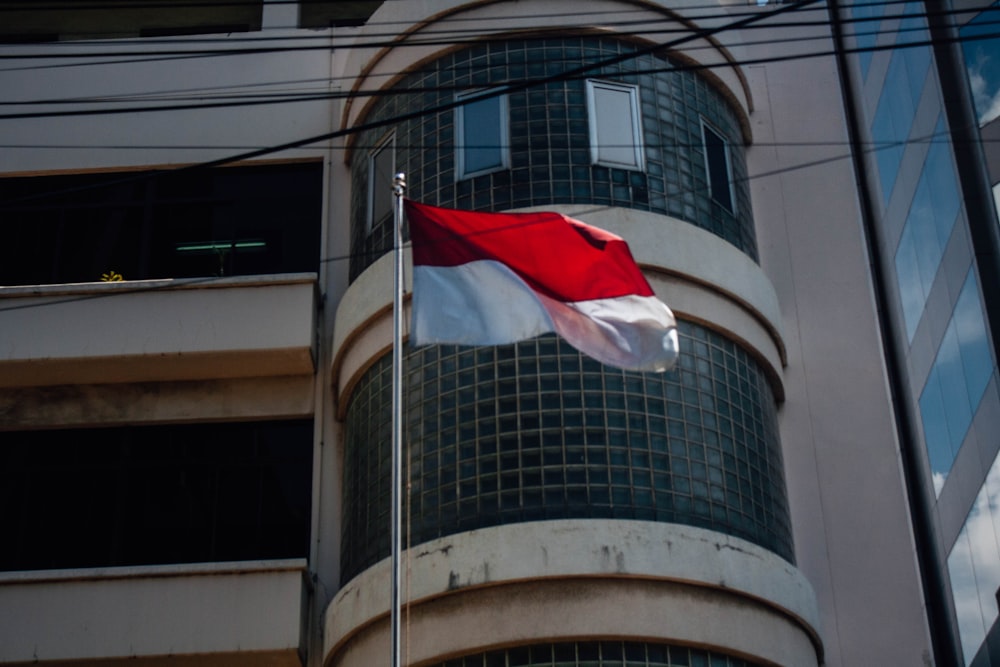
[390,172,405,667]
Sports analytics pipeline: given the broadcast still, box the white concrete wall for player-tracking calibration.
[0,274,317,387]
[0,559,307,665]
[0,30,337,173]
[745,15,936,667]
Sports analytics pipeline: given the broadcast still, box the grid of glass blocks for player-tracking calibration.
[348,36,754,281]
[340,321,792,584]
[426,641,764,667]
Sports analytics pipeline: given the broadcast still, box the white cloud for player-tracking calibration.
[947,453,1000,664]
[982,92,1000,126]
[968,49,1000,126]
[993,184,1000,225]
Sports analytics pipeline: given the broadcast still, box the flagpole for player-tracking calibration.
[390,172,406,667]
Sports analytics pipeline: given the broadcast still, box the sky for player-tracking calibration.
[961,3,1000,126]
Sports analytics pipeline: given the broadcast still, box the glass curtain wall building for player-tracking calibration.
[838,0,1000,664]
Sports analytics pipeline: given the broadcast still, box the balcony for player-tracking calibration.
[0,273,317,388]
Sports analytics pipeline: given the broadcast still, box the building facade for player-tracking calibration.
[836,0,1000,664]
[0,0,996,665]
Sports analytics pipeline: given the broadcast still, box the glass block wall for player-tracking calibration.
[341,322,792,584]
[348,35,754,280]
[425,641,764,667]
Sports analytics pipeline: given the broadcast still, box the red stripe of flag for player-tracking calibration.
[405,200,654,303]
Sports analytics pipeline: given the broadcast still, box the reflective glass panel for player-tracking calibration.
[869,3,931,203]
[960,2,1000,126]
[894,116,960,340]
[948,452,1000,664]
[457,92,508,178]
[587,80,643,170]
[849,0,885,80]
[919,270,994,492]
[368,135,395,233]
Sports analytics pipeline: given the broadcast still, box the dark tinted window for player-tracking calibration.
[0,161,322,286]
[298,0,383,28]
[0,419,313,571]
[703,123,734,212]
[0,0,262,42]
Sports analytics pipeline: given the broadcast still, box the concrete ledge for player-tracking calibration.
[323,520,821,667]
[0,374,315,430]
[0,559,308,665]
[0,273,318,388]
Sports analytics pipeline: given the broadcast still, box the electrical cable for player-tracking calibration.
[0,0,825,205]
[1,11,987,99]
[2,25,996,121]
[0,118,958,314]
[0,2,990,125]
[0,0,992,311]
[0,0,969,67]
[0,0,959,45]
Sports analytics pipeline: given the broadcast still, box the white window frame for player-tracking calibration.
[586,79,645,171]
[700,119,736,213]
[455,89,510,180]
[367,132,396,234]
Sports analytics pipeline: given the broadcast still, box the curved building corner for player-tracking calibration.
[327,2,821,666]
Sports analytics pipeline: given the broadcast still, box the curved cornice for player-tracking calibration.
[323,520,821,667]
[339,0,754,162]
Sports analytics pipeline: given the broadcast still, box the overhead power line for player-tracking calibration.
[0,1,963,63]
[0,0,985,204]
[0,5,983,81]
[0,0,822,200]
[0,0,959,41]
[0,0,990,331]
[0,0,842,315]
[1,23,996,121]
[0,0,984,204]
[0,0,971,68]
[0,121,961,315]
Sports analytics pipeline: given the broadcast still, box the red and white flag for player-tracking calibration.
[405,200,678,372]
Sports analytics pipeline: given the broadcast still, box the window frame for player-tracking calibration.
[367,131,396,235]
[455,89,510,180]
[700,119,736,213]
[585,79,645,171]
